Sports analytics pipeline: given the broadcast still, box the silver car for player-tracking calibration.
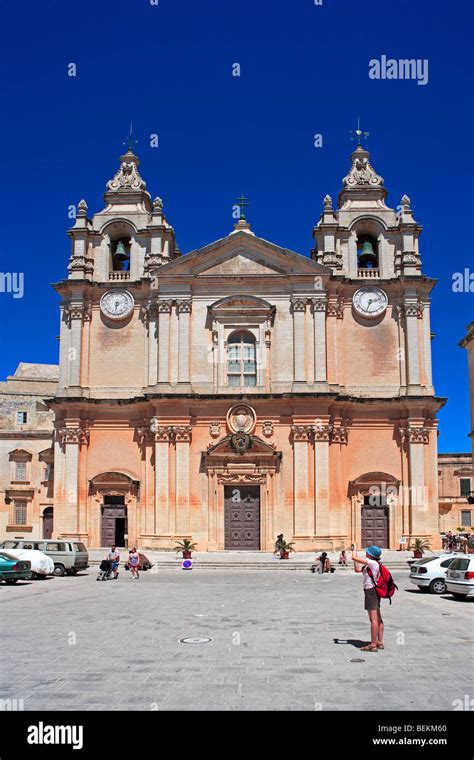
[446,556,474,599]
[0,539,89,577]
[409,554,459,594]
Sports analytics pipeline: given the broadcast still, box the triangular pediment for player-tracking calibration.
[159,230,331,278]
[205,253,280,275]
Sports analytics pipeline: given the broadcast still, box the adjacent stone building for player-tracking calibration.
[438,452,473,533]
[41,140,445,551]
[0,364,58,539]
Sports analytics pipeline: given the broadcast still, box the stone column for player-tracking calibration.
[53,427,66,526]
[58,305,70,389]
[81,303,92,388]
[313,422,332,537]
[291,298,306,383]
[421,299,433,387]
[403,301,423,388]
[151,420,173,535]
[291,425,313,535]
[98,236,110,281]
[64,303,85,387]
[177,299,192,384]
[174,425,192,535]
[56,426,89,537]
[146,302,158,386]
[157,301,172,384]
[400,426,430,536]
[310,296,327,383]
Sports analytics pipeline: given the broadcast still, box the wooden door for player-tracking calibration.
[224,486,260,550]
[101,503,127,547]
[361,505,389,548]
[43,508,53,539]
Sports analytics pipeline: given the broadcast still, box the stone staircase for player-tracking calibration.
[88,549,415,571]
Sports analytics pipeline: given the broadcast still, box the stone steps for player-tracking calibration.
[88,559,410,571]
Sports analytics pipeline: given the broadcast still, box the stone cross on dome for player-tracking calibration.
[124,121,138,153]
[231,193,254,235]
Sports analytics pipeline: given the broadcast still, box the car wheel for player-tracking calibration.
[4,579,18,584]
[429,579,447,595]
[53,564,66,577]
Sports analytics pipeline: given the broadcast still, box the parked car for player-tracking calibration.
[0,539,89,576]
[409,553,459,594]
[446,556,474,599]
[3,548,54,579]
[0,552,31,584]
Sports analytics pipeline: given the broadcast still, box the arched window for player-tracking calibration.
[227,331,257,387]
[356,234,379,270]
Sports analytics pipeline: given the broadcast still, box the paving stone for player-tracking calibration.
[1,568,472,711]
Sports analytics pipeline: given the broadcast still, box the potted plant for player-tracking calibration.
[410,538,431,559]
[276,540,295,560]
[174,538,197,559]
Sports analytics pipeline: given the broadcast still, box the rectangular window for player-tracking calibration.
[461,510,472,528]
[44,463,53,481]
[15,462,27,481]
[460,478,471,497]
[14,501,27,525]
[16,411,28,425]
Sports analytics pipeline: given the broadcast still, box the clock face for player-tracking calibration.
[352,287,388,318]
[100,290,134,320]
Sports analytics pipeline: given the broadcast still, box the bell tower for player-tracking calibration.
[312,141,422,279]
[55,147,181,395]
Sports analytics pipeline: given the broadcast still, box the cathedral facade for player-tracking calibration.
[49,143,444,551]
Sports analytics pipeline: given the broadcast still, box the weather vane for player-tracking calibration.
[124,121,138,152]
[236,193,250,221]
[349,116,370,146]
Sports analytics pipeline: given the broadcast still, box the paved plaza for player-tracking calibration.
[1,566,472,711]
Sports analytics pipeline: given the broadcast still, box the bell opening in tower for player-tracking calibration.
[111,238,131,271]
[357,235,379,270]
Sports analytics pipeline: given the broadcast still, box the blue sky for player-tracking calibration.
[0,0,472,452]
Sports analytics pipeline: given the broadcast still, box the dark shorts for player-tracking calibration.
[364,588,380,611]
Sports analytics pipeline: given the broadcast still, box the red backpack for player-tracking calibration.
[367,563,398,604]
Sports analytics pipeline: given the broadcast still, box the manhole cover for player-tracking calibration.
[179,637,213,644]
[349,658,365,663]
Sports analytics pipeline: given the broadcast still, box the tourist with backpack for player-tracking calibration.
[351,544,396,652]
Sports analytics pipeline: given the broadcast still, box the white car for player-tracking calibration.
[4,548,54,578]
[409,553,459,594]
[446,556,474,599]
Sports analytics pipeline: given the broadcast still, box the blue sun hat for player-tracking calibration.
[365,545,382,559]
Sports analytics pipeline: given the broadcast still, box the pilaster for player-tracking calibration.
[309,296,327,382]
[176,299,192,385]
[157,300,172,384]
[290,298,306,384]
